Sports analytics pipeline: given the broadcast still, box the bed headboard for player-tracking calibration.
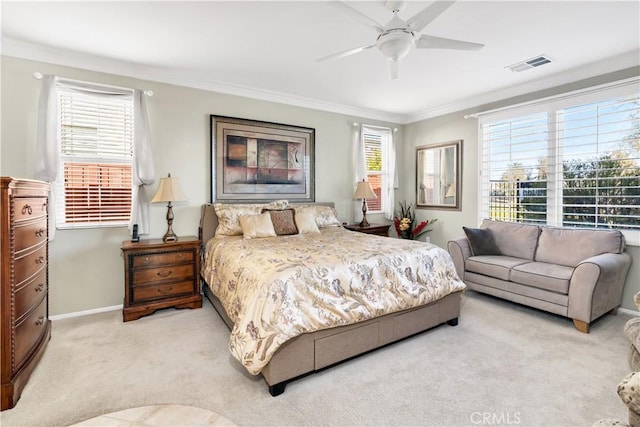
[198,202,336,244]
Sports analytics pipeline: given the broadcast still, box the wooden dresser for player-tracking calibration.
[121,237,202,321]
[1,177,51,410]
[343,223,391,237]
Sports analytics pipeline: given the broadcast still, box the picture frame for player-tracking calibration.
[416,140,462,210]
[210,115,315,202]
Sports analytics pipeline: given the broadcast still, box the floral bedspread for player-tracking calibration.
[202,227,466,375]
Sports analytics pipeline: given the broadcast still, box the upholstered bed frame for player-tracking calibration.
[198,203,462,396]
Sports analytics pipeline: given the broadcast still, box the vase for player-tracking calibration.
[401,230,413,240]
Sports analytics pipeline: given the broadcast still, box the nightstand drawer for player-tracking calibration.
[132,280,194,302]
[15,243,47,285]
[132,250,194,268]
[132,264,194,285]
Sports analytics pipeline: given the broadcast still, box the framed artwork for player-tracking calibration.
[416,140,462,210]
[211,116,315,202]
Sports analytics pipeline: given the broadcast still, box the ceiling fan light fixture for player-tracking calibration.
[376,31,414,61]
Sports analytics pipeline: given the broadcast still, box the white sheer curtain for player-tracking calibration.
[352,123,366,223]
[384,130,398,220]
[35,76,155,236]
[130,89,155,235]
[35,75,59,239]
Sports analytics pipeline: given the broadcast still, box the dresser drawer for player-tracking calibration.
[15,269,47,318]
[13,198,48,222]
[14,244,47,285]
[132,250,194,268]
[132,280,195,302]
[14,219,47,253]
[132,264,194,285]
[13,298,48,371]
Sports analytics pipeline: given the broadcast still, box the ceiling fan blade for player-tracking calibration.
[387,59,399,80]
[416,34,484,51]
[406,1,456,33]
[316,44,377,62]
[333,1,384,33]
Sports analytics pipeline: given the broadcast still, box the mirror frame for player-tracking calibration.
[415,140,462,211]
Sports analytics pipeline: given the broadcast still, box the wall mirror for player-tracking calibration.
[416,140,462,210]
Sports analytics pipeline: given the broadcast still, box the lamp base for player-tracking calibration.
[162,232,178,243]
[359,199,370,227]
[163,202,178,243]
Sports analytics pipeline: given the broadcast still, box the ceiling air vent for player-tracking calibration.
[505,55,553,73]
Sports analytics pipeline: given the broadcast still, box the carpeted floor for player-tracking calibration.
[0,291,633,427]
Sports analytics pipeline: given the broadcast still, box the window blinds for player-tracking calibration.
[363,131,383,212]
[479,79,640,231]
[56,87,134,228]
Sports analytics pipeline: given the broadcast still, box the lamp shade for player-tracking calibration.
[151,174,187,203]
[353,180,377,200]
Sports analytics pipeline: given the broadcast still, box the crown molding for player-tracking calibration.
[405,49,640,123]
[1,37,406,124]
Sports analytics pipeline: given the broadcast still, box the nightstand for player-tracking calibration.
[343,223,391,237]
[121,236,202,321]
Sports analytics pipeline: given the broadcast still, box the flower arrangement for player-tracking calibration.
[393,201,437,240]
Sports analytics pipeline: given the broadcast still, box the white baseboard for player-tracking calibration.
[50,304,122,321]
[619,307,639,317]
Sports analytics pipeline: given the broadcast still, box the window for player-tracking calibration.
[479,79,640,238]
[362,126,392,213]
[56,82,134,228]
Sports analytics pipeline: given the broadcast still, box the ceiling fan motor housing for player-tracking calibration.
[376,29,415,61]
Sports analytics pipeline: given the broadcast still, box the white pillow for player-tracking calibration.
[295,210,320,234]
[239,212,277,239]
[214,200,288,237]
[294,205,341,228]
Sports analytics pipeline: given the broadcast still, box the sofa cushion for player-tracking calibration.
[466,255,530,281]
[510,262,573,294]
[463,227,501,256]
[480,219,540,260]
[535,227,625,267]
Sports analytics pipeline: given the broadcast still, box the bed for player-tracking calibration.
[199,202,466,396]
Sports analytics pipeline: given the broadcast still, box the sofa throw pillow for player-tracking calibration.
[463,226,501,256]
[262,208,298,236]
[238,212,277,239]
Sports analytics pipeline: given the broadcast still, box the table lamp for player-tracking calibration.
[353,179,377,227]
[151,173,187,242]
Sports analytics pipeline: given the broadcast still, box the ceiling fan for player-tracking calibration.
[318,0,484,79]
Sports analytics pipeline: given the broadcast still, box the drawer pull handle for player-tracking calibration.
[35,283,45,292]
[35,256,45,264]
[158,286,173,294]
[157,270,172,278]
[144,257,150,264]
[22,204,33,215]
[35,228,45,237]
[35,316,45,326]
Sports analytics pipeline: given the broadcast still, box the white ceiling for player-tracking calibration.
[2,1,639,124]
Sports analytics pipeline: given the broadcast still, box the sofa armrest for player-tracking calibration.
[568,252,633,324]
[447,237,472,280]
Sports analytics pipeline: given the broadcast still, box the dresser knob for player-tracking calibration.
[157,270,172,278]
[35,316,44,326]
[35,228,45,237]
[35,256,45,264]
[22,204,33,215]
[35,283,44,292]
[144,257,150,264]
[158,286,173,294]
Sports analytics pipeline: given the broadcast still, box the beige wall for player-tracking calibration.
[2,55,638,314]
[0,56,400,315]
[404,67,640,311]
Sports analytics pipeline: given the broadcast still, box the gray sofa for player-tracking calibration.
[448,219,632,333]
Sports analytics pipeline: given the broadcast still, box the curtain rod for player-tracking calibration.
[464,76,639,119]
[33,72,154,96]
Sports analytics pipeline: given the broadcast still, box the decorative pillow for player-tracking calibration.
[262,208,298,236]
[463,226,501,256]
[214,200,288,237]
[295,210,320,234]
[294,205,341,228]
[238,212,276,239]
